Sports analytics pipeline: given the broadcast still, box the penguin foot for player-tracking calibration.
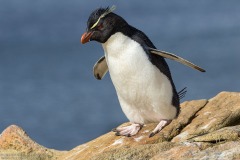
[149,119,171,137]
[112,123,143,137]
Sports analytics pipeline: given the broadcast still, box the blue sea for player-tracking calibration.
[0,0,239,150]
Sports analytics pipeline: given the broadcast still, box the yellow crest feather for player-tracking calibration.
[90,5,116,29]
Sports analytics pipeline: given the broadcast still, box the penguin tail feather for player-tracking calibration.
[178,87,187,99]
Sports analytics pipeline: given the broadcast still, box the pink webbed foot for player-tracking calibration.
[112,123,143,137]
[149,119,171,137]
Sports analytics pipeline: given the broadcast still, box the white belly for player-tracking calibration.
[102,32,177,123]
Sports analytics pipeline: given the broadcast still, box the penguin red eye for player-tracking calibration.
[97,24,103,30]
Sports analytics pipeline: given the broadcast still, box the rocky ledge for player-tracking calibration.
[0,92,240,160]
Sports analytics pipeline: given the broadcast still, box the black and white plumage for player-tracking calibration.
[81,6,205,137]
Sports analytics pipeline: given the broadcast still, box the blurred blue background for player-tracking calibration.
[0,0,239,150]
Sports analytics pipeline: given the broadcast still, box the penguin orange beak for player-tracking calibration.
[81,31,93,44]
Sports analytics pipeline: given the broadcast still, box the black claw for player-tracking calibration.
[149,132,155,138]
[115,132,121,136]
[149,130,160,138]
[112,128,118,132]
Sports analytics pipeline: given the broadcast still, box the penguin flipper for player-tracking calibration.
[149,48,206,72]
[93,56,108,80]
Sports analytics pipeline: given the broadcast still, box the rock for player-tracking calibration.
[191,125,240,143]
[0,125,65,160]
[89,142,177,160]
[152,141,240,160]
[60,123,165,160]
[1,92,240,160]
[157,99,208,141]
[172,92,240,142]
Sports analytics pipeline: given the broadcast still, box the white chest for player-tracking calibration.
[102,32,176,123]
[102,33,151,89]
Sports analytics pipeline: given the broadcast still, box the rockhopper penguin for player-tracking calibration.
[81,6,205,137]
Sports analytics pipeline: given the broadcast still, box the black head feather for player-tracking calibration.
[84,6,127,43]
[87,7,109,30]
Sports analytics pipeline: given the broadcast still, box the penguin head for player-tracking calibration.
[81,6,127,44]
